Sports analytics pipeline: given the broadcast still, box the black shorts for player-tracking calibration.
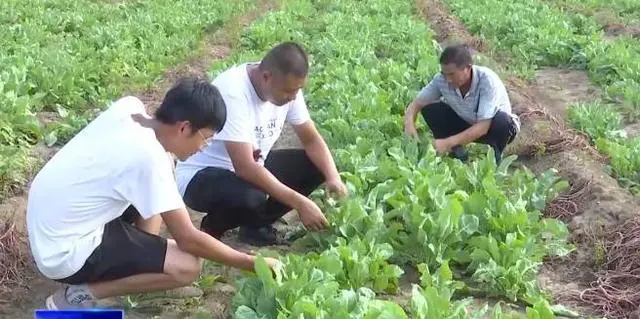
[55,206,168,285]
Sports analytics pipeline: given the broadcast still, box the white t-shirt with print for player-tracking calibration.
[26,96,185,280]
[175,63,311,196]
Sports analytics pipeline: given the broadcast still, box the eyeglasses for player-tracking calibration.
[197,129,213,143]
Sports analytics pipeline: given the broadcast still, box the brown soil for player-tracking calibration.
[0,0,278,317]
[538,1,640,39]
[604,23,640,39]
[624,123,640,139]
[416,0,640,317]
[584,7,640,39]
[531,68,601,121]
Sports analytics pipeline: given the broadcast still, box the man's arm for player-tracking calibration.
[293,120,340,182]
[404,100,424,126]
[161,208,256,270]
[444,78,497,147]
[116,148,276,271]
[404,76,442,138]
[226,141,305,209]
[444,119,491,147]
[226,141,328,230]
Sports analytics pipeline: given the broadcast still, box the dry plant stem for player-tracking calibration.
[0,220,30,305]
[544,178,592,221]
[517,102,602,159]
[569,216,640,319]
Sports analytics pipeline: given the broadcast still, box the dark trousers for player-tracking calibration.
[421,102,517,158]
[182,149,324,237]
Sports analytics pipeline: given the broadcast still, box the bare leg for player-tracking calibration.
[134,214,163,235]
[87,240,199,299]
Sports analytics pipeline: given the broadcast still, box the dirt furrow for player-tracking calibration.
[538,0,640,39]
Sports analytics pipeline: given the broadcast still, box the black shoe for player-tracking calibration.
[199,215,225,239]
[238,225,278,247]
[448,145,469,162]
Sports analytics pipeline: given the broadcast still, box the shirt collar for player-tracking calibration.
[244,62,264,105]
[468,65,480,94]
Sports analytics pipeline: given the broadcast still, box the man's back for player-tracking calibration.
[27,96,174,279]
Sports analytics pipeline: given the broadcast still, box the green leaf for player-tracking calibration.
[255,257,276,288]
[365,300,409,319]
[460,214,480,236]
[234,305,262,319]
[550,304,579,317]
[497,154,517,176]
[44,130,58,147]
[437,260,453,283]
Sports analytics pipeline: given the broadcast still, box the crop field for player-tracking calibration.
[1,0,640,319]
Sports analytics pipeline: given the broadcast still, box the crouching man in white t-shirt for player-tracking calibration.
[26,77,280,310]
[175,42,348,246]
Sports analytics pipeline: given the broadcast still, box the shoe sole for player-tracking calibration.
[45,295,58,310]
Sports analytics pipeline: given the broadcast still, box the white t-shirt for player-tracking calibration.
[175,63,311,196]
[26,96,185,280]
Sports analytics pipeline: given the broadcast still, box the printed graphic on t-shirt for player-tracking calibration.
[254,118,278,139]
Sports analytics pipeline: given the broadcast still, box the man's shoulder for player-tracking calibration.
[290,89,306,105]
[126,137,172,172]
[424,72,448,93]
[429,72,447,84]
[106,105,166,168]
[212,63,241,81]
[113,95,145,107]
[107,96,146,114]
[475,65,504,84]
[210,67,254,109]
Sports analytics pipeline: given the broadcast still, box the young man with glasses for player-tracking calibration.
[27,77,280,310]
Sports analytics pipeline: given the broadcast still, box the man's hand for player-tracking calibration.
[433,138,454,154]
[325,177,348,199]
[246,252,283,272]
[296,197,329,231]
[264,257,283,272]
[403,117,419,139]
[404,101,425,139]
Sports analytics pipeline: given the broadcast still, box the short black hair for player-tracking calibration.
[439,44,473,67]
[155,77,226,133]
[259,41,309,78]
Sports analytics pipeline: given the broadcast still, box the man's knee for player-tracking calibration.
[169,255,200,285]
[420,102,448,122]
[490,111,513,127]
[481,111,517,149]
[165,241,201,285]
[184,258,201,285]
[295,150,323,184]
[240,189,268,213]
[488,112,516,136]
[171,257,200,285]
